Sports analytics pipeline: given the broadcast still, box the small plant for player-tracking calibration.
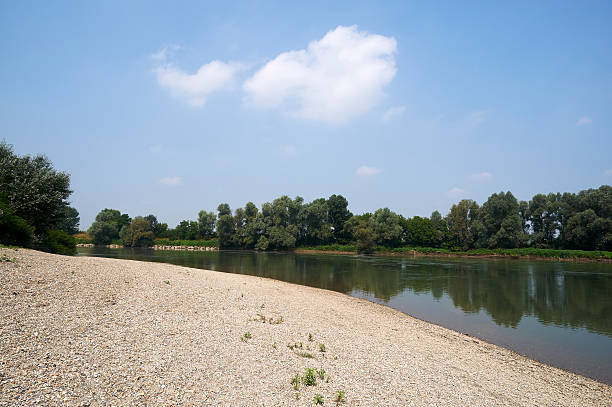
[295,392,300,399]
[0,255,14,262]
[302,368,317,386]
[272,342,278,349]
[291,373,300,390]
[241,332,252,342]
[296,351,313,358]
[308,333,314,341]
[313,393,324,405]
[317,368,325,380]
[319,343,326,352]
[335,390,345,404]
[164,280,170,285]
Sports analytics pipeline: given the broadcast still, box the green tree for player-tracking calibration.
[120,216,155,247]
[45,229,77,255]
[88,208,130,245]
[197,210,216,238]
[445,200,480,250]
[58,206,80,235]
[327,194,352,242]
[216,203,235,248]
[404,216,439,247]
[0,141,75,246]
[370,208,404,248]
[480,192,526,248]
[144,214,168,237]
[175,220,199,240]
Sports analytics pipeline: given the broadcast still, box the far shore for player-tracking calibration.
[1,247,610,406]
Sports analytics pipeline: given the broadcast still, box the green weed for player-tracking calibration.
[313,393,324,405]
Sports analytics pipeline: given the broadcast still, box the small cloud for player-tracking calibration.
[467,111,485,126]
[576,116,592,126]
[160,177,183,186]
[155,60,241,107]
[470,172,492,182]
[604,169,612,176]
[382,106,406,122]
[244,25,397,123]
[282,145,297,155]
[151,45,181,62]
[356,165,382,176]
[446,187,466,198]
[149,144,162,153]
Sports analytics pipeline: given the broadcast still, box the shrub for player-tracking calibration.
[45,229,77,255]
[0,197,33,247]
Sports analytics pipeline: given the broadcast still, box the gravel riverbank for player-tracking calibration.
[1,248,610,406]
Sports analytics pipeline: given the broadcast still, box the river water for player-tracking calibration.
[77,247,612,384]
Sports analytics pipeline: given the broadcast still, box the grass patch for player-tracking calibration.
[241,332,252,342]
[313,393,324,405]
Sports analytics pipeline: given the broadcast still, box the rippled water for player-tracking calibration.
[78,247,612,384]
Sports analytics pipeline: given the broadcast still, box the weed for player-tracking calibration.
[291,373,300,390]
[296,351,313,358]
[295,392,300,399]
[319,343,326,352]
[334,390,345,404]
[163,280,170,285]
[269,316,283,324]
[241,332,252,342]
[313,393,324,405]
[272,342,278,349]
[0,255,14,262]
[317,369,325,380]
[302,368,317,386]
[308,333,314,341]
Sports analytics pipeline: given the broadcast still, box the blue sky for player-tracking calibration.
[1,1,611,229]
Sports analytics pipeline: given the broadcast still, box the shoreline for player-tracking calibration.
[1,248,610,406]
[294,248,612,263]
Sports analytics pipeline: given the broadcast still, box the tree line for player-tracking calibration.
[88,186,611,253]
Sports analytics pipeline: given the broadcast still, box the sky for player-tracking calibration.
[1,1,611,229]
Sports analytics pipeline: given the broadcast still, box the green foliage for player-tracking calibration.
[57,206,80,235]
[335,390,346,403]
[216,203,235,248]
[313,393,324,405]
[241,332,252,342]
[197,210,216,239]
[0,195,33,247]
[45,229,77,255]
[88,208,130,245]
[302,368,317,386]
[120,216,155,247]
[0,141,72,233]
[319,343,326,352]
[404,216,439,247]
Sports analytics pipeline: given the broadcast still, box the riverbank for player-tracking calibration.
[76,243,217,251]
[295,246,612,263]
[1,248,610,406]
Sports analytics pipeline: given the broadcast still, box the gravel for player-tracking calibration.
[1,248,610,406]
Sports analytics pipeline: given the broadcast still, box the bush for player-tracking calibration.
[45,229,77,255]
[0,195,33,247]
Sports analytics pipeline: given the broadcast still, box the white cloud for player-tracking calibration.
[467,111,486,126]
[356,165,382,176]
[576,116,592,126]
[243,25,397,123]
[470,172,492,182]
[159,177,183,186]
[382,106,406,122]
[604,169,612,176]
[446,187,466,198]
[155,60,240,106]
[282,145,297,155]
[151,45,181,62]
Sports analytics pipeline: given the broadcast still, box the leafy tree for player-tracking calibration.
[175,220,199,240]
[480,192,526,248]
[120,216,155,247]
[298,198,332,245]
[564,209,612,251]
[58,206,80,235]
[327,194,352,242]
[354,223,376,254]
[445,200,480,250]
[404,216,439,247]
[370,208,403,248]
[88,208,130,245]
[144,214,168,237]
[197,210,216,238]
[216,203,235,248]
[0,141,72,233]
